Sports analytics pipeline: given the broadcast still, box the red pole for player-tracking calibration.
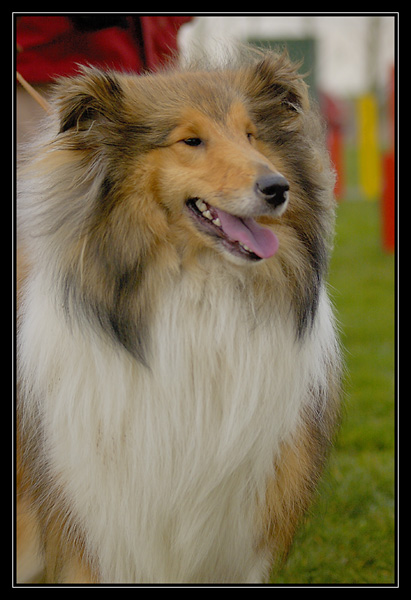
[382,65,395,253]
[382,152,395,252]
[328,126,345,200]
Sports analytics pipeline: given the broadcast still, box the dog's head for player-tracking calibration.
[51,51,332,267]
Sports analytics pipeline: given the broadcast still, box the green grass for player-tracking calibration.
[270,199,396,585]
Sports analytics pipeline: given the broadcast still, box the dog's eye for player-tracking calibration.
[183,137,203,147]
[246,132,254,142]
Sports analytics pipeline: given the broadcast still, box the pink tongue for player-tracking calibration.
[216,209,279,259]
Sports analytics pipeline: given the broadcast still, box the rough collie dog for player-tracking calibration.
[16,49,341,584]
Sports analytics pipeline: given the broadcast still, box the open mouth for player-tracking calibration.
[186,198,279,261]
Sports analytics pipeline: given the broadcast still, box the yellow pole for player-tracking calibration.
[357,94,381,200]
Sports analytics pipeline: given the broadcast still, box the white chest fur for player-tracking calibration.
[19,269,335,583]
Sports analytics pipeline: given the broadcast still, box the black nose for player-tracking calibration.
[255,173,289,208]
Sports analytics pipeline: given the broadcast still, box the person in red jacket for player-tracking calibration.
[16,15,192,141]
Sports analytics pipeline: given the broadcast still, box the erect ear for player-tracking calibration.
[244,51,309,118]
[54,67,124,134]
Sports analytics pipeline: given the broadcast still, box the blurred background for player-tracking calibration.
[16,14,397,585]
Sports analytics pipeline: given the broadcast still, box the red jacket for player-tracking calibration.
[17,15,192,83]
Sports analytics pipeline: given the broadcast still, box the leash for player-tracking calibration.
[16,71,52,115]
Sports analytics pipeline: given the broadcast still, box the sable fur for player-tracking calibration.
[17,49,341,584]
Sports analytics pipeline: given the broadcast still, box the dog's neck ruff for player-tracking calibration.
[18,264,336,583]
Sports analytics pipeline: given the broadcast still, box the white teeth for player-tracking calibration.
[194,199,221,227]
[239,242,251,252]
[195,199,207,212]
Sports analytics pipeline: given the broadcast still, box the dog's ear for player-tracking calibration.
[243,51,309,122]
[54,67,124,134]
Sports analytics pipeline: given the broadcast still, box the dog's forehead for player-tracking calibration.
[123,69,252,142]
[178,100,252,133]
[165,70,244,122]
